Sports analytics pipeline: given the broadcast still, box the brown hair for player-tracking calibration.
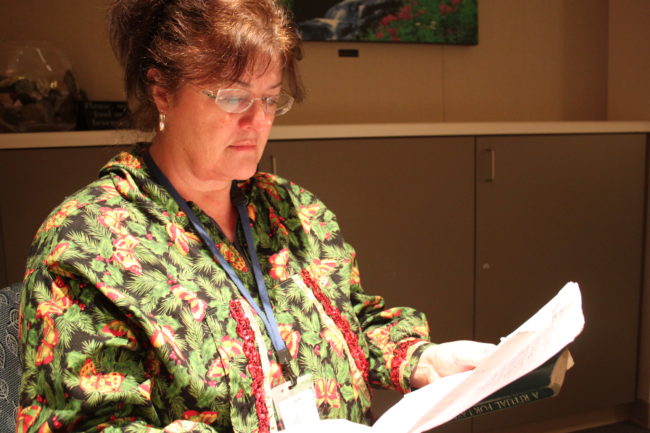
[108,0,304,130]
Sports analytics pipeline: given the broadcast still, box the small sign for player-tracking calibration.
[79,101,129,130]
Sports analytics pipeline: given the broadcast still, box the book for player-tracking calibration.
[453,347,574,420]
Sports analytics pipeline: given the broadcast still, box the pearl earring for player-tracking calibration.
[159,113,166,132]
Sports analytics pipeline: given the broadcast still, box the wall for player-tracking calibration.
[608,0,650,121]
[0,1,122,103]
[0,0,610,125]
[441,0,609,122]
[292,0,609,124]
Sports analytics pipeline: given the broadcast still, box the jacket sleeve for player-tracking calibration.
[348,253,435,394]
[19,265,223,433]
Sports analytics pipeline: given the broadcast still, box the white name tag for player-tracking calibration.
[271,374,320,430]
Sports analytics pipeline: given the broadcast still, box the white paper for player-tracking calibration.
[374,281,584,433]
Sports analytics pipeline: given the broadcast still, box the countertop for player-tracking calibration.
[1,121,649,150]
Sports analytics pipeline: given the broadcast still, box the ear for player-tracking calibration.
[147,68,171,114]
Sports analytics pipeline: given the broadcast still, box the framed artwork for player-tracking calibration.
[280,0,478,45]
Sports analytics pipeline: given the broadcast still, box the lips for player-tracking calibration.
[230,145,257,151]
[229,139,257,149]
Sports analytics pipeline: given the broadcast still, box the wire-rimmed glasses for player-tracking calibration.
[202,88,294,116]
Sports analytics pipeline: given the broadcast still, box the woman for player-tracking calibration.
[18,1,494,432]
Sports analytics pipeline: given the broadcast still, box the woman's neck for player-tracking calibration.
[149,141,238,242]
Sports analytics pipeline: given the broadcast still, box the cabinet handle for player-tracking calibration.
[485,148,496,182]
[271,155,278,174]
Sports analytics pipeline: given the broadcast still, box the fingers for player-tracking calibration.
[410,340,497,388]
[448,341,496,368]
[433,341,496,376]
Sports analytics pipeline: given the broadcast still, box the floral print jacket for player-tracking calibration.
[19,145,433,433]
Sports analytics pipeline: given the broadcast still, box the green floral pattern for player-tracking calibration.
[19,144,433,433]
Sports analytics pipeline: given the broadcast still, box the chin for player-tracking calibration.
[232,166,259,181]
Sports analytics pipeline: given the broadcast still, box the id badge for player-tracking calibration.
[271,374,320,430]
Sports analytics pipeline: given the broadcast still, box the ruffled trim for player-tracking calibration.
[391,339,431,393]
[300,269,370,383]
[230,300,275,433]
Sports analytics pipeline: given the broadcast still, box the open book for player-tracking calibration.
[283,282,585,433]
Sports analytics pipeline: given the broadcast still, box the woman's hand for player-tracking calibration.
[410,340,497,389]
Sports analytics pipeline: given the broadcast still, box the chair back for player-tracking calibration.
[0,283,21,433]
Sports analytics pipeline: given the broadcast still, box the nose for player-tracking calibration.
[239,99,272,130]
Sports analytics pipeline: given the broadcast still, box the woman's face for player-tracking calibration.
[153,63,283,184]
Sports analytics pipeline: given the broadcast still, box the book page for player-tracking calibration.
[373,281,584,433]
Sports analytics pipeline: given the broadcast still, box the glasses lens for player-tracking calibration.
[209,89,294,116]
[215,89,252,114]
[272,93,294,116]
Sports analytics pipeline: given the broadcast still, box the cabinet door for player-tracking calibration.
[0,146,130,286]
[473,134,645,431]
[262,136,475,432]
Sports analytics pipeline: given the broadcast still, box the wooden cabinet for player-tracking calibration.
[472,134,646,431]
[261,136,476,433]
[0,145,130,286]
[0,131,646,432]
[261,136,476,344]
[263,133,646,432]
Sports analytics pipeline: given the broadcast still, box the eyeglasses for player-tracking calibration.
[201,88,294,116]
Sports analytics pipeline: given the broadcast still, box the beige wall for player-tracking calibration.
[0,1,122,102]
[427,0,609,122]
[0,0,615,125]
[608,0,650,121]
[290,0,610,124]
[2,1,649,122]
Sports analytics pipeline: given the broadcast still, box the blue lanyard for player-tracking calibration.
[143,151,295,382]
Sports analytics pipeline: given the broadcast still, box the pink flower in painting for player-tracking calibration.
[439,4,453,15]
[398,5,412,20]
[380,14,398,26]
